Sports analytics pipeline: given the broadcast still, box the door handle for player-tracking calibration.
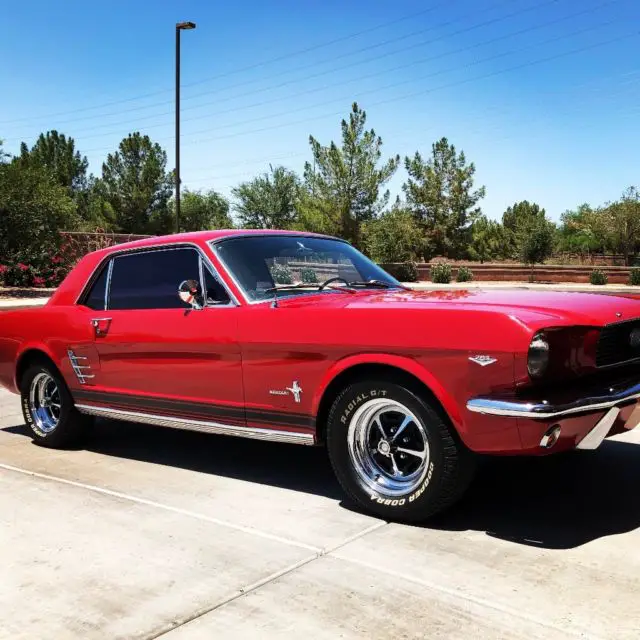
[91,317,112,337]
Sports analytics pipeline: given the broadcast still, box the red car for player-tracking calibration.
[1,230,639,521]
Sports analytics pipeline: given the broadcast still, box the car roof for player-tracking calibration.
[49,229,343,307]
[100,229,339,254]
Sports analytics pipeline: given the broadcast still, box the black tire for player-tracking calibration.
[326,378,475,522]
[20,361,92,448]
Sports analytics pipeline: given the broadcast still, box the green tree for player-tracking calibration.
[502,200,546,258]
[0,162,78,267]
[556,203,602,256]
[18,130,88,194]
[77,178,118,231]
[298,102,399,247]
[0,139,9,164]
[232,165,299,229]
[403,137,485,260]
[362,205,425,263]
[518,215,556,280]
[101,132,173,234]
[175,189,233,232]
[597,187,640,265]
[469,215,507,263]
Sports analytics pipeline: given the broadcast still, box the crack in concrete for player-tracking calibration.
[0,462,322,552]
[144,521,389,640]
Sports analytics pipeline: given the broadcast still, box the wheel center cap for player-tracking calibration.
[377,440,391,456]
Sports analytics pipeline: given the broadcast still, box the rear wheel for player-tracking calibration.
[326,379,475,522]
[20,362,91,448]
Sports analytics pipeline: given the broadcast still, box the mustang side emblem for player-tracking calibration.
[270,380,303,403]
[469,355,497,367]
[630,328,640,349]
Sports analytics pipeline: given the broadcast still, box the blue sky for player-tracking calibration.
[0,0,638,222]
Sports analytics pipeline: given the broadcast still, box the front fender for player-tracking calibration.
[311,353,465,434]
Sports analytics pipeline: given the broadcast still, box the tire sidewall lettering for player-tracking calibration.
[340,388,388,425]
[22,376,56,438]
[369,462,435,507]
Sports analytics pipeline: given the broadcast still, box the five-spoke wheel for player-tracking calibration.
[20,360,91,447]
[29,373,62,433]
[327,378,475,522]
[348,398,430,497]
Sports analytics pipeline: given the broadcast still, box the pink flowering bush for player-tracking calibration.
[0,230,149,290]
[0,263,37,287]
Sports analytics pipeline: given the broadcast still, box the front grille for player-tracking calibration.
[596,319,640,367]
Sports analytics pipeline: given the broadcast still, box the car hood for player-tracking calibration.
[344,287,640,327]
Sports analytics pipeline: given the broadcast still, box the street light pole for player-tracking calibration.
[175,21,196,234]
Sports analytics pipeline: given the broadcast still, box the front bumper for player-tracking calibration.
[467,380,640,419]
[466,375,640,452]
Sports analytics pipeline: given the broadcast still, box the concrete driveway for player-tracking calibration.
[1,388,639,639]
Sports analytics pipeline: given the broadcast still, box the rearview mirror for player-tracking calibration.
[178,279,204,310]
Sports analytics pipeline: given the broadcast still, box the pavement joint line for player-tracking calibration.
[146,520,389,639]
[330,552,605,640]
[0,462,321,553]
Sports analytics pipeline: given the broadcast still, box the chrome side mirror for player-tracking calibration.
[178,279,204,310]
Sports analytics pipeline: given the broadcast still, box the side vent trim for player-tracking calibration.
[67,350,95,385]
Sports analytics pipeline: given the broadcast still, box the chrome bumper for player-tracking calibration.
[466,380,640,419]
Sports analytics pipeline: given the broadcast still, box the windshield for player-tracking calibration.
[211,235,401,302]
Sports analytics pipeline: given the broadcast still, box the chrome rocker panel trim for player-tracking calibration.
[466,381,640,419]
[75,404,315,445]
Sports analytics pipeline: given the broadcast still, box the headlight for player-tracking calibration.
[528,332,550,379]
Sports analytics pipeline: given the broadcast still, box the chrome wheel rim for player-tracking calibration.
[29,373,61,433]
[347,398,430,498]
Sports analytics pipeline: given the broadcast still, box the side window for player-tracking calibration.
[83,261,110,310]
[109,248,200,310]
[203,264,231,305]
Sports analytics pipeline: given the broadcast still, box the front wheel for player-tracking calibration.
[20,362,91,448]
[326,379,475,522]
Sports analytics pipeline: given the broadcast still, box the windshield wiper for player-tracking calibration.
[265,283,355,307]
[265,283,352,294]
[347,279,410,290]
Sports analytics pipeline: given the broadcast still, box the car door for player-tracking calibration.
[78,245,245,427]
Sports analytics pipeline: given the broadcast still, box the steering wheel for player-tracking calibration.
[318,277,350,291]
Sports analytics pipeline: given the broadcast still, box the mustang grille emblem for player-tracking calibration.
[270,380,303,403]
[469,355,497,367]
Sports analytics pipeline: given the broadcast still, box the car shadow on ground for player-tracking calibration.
[426,440,640,549]
[3,420,640,550]
[3,419,344,501]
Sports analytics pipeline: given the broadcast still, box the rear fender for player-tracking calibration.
[13,342,59,391]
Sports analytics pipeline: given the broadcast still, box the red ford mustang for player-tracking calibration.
[1,230,639,521]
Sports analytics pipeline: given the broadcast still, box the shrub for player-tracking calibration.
[300,267,318,284]
[362,208,424,263]
[456,266,473,283]
[270,263,293,285]
[383,262,419,283]
[590,269,608,285]
[430,262,452,284]
[629,267,640,286]
[1,263,36,287]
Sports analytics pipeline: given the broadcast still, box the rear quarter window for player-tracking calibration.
[82,262,110,311]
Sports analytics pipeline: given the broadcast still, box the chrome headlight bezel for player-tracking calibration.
[527,332,550,379]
